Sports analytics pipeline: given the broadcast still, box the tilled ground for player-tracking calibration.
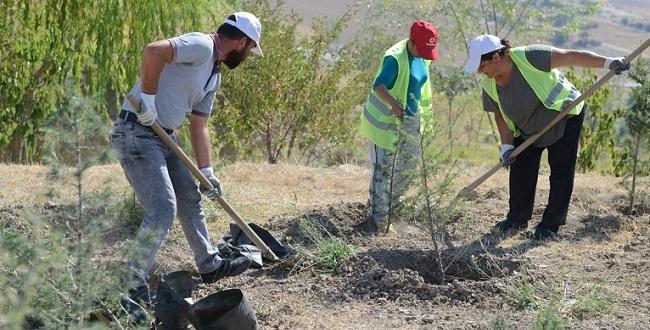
[3,163,650,329]
[183,187,650,329]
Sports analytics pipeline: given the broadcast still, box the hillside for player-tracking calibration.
[281,0,649,57]
[2,162,649,328]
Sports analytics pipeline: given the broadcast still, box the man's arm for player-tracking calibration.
[189,113,212,168]
[140,40,175,94]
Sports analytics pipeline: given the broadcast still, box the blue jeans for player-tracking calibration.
[110,121,221,286]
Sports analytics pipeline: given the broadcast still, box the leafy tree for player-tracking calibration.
[0,0,234,163]
[215,0,371,164]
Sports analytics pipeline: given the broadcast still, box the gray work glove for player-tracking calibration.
[500,144,516,167]
[199,166,223,201]
[137,92,158,126]
[604,57,631,75]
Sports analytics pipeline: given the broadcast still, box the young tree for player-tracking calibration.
[564,68,618,173]
[430,67,474,153]
[0,84,134,327]
[614,58,650,212]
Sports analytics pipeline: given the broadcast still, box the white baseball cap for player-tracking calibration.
[464,34,504,73]
[224,12,263,56]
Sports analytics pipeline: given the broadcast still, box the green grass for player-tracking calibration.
[567,285,612,319]
[296,217,354,272]
[111,192,142,227]
[513,270,540,311]
[531,308,569,330]
[490,315,510,330]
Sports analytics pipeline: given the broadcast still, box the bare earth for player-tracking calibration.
[1,162,649,329]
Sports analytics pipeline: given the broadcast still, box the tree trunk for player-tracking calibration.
[418,132,445,283]
[265,123,276,164]
[629,134,641,213]
[448,98,453,153]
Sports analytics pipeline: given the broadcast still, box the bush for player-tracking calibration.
[531,308,569,330]
[214,0,372,164]
[491,315,510,330]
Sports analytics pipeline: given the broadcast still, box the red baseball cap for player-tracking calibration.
[410,20,439,60]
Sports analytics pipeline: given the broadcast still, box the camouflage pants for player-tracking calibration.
[368,116,421,224]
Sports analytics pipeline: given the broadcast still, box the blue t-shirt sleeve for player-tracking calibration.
[373,57,398,90]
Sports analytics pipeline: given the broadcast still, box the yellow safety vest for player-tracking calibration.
[359,39,433,150]
[481,46,584,137]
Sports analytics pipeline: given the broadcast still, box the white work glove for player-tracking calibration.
[500,144,516,167]
[604,57,631,75]
[137,92,158,126]
[199,166,223,201]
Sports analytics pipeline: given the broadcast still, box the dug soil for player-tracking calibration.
[3,163,649,329]
[184,181,650,329]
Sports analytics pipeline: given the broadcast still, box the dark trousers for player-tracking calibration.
[507,109,585,230]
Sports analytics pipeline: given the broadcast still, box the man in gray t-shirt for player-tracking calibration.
[464,34,630,240]
[111,12,264,317]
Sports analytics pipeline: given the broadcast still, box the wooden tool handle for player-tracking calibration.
[126,95,279,261]
[455,38,650,199]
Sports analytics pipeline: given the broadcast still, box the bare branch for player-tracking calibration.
[479,0,491,34]
[503,0,535,39]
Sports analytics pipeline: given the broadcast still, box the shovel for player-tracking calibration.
[447,38,650,214]
[126,95,279,261]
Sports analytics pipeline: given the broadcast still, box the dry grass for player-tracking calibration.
[4,161,639,214]
[219,162,369,220]
[0,162,370,236]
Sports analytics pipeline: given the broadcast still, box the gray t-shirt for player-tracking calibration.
[122,32,220,130]
[482,45,580,147]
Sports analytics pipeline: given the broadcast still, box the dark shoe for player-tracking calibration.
[530,224,558,240]
[493,218,527,234]
[200,257,252,284]
[120,285,155,322]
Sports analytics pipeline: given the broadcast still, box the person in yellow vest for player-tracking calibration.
[360,20,440,233]
[464,34,630,239]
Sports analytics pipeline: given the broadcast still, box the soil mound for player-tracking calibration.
[272,202,373,244]
[338,249,521,305]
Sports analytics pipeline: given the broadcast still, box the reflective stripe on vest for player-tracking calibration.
[363,93,398,131]
[481,46,584,136]
[368,93,393,116]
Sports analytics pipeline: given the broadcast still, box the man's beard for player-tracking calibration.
[223,48,247,69]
